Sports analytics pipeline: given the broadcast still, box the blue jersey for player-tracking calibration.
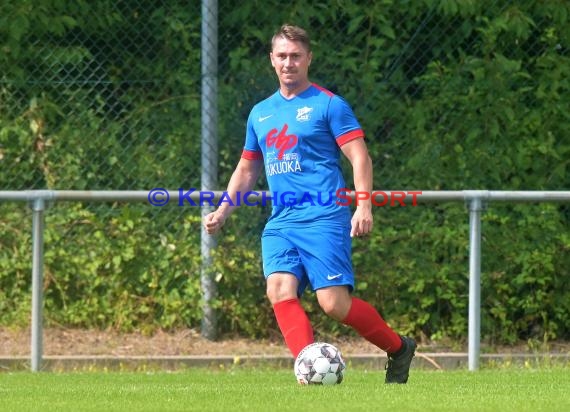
[242,83,364,228]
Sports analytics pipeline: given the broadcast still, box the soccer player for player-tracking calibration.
[203,24,416,384]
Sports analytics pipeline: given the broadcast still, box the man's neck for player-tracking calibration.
[280,81,312,99]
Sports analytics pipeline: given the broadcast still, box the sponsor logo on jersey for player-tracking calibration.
[266,160,302,176]
[265,124,302,176]
[266,124,297,159]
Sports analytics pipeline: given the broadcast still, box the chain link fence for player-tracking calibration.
[1,1,569,342]
[2,2,568,184]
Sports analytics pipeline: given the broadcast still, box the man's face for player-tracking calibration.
[270,37,312,91]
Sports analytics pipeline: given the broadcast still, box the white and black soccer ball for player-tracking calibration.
[294,342,346,385]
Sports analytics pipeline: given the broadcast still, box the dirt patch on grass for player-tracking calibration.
[1,327,568,357]
[0,327,380,357]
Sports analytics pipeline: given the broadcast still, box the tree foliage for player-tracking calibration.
[0,0,568,344]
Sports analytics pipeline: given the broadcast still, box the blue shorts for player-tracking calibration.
[261,224,354,296]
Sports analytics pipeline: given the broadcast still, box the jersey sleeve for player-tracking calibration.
[242,110,263,160]
[328,95,365,146]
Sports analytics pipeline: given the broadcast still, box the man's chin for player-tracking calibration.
[282,77,304,87]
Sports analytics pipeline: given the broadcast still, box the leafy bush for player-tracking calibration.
[0,0,568,344]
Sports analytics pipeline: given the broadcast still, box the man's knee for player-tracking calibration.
[266,273,298,305]
[316,287,352,321]
[318,299,338,318]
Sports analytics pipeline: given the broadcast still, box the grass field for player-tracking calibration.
[1,367,569,411]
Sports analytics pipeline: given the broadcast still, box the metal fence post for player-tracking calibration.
[1,189,568,370]
[30,197,46,372]
[468,197,483,371]
[200,0,219,340]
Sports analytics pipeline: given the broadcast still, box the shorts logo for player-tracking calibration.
[327,274,343,280]
[296,106,313,122]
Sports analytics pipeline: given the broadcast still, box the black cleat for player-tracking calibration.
[385,336,416,384]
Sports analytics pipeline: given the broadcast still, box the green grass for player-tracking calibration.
[1,368,569,412]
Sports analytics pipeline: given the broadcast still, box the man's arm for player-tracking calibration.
[203,157,264,235]
[340,138,373,237]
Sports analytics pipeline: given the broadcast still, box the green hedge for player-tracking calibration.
[0,0,568,344]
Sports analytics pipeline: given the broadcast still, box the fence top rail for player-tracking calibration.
[0,190,569,203]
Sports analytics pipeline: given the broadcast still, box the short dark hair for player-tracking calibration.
[271,24,311,52]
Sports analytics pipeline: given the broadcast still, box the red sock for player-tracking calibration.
[273,298,314,358]
[342,297,402,353]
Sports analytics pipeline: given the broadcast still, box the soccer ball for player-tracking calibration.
[294,342,346,385]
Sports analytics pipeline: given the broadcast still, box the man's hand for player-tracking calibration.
[350,206,373,237]
[203,210,227,235]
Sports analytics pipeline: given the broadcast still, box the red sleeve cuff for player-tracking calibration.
[337,129,365,146]
[241,149,263,160]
